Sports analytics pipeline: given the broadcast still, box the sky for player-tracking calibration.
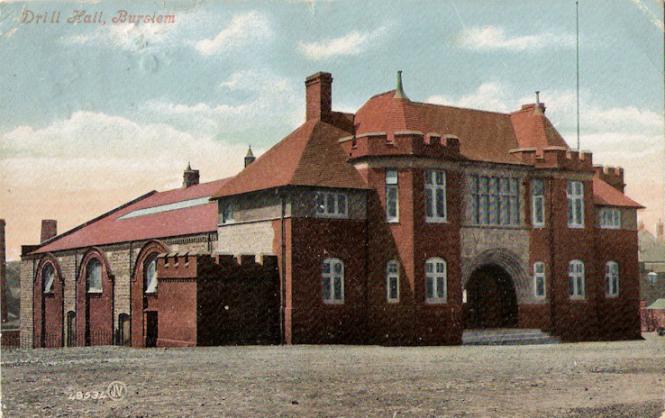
[0,0,663,260]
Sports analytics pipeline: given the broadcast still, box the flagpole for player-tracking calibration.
[576,0,581,152]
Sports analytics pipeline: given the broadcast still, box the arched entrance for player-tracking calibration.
[464,264,518,329]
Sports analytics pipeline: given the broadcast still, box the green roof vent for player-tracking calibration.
[394,70,409,100]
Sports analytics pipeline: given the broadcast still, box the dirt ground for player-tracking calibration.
[1,334,664,417]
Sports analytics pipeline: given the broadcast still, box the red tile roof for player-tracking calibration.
[32,179,228,254]
[592,177,644,209]
[353,92,568,164]
[212,118,368,198]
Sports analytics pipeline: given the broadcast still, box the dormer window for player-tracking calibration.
[220,202,234,224]
[315,191,348,218]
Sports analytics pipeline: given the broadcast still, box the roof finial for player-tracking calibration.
[244,145,256,167]
[246,145,254,158]
[186,161,192,171]
[394,70,408,100]
[535,91,541,105]
[533,90,544,114]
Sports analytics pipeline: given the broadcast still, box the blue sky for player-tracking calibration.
[0,0,663,259]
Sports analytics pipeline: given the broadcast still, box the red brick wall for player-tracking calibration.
[289,217,367,344]
[76,251,113,346]
[157,278,197,347]
[32,258,64,348]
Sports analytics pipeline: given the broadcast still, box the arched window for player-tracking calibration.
[568,260,585,299]
[386,260,399,303]
[321,258,344,303]
[605,261,619,297]
[144,255,158,294]
[86,258,103,293]
[425,257,447,303]
[43,263,55,294]
[533,262,545,298]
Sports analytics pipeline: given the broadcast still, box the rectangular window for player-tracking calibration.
[425,258,447,303]
[599,208,621,229]
[221,202,234,224]
[386,261,399,303]
[605,262,620,297]
[425,170,447,222]
[568,260,585,299]
[322,258,344,303]
[533,262,546,298]
[531,179,545,227]
[567,181,584,228]
[470,175,521,226]
[315,191,349,218]
[386,169,399,223]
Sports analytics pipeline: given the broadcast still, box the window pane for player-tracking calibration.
[568,199,574,224]
[315,193,325,214]
[435,171,444,185]
[334,262,343,274]
[326,193,335,213]
[425,171,433,185]
[389,277,398,299]
[536,277,544,296]
[334,276,342,300]
[577,276,583,296]
[436,277,445,298]
[386,169,398,185]
[436,189,445,218]
[426,189,433,218]
[44,266,54,293]
[387,186,398,219]
[338,194,347,214]
[426,262,433,273]
[575,201,582,225]
[322,276,331,300]
[436,262,444,273]
[569,276,575,296]
[322,261,330,274]
[426,276,434,298]
[535,198,544,224]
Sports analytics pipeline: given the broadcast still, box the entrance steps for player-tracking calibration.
[462,328,560,346]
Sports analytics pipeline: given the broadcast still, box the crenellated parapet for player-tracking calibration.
[339,130,463,161]
[593,165,625,192]
[508,146,594,172]
[157,251,278,282]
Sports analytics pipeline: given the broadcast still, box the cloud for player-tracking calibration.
[62,18,181,52]
[298,26,387,60]
[194,11,272,56]
[427,82,511,112]
[0,111,257,260]
[456,25,574,52]
[142,69,303,138]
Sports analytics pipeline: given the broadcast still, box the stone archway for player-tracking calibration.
[465,264,518,328]
[462,248,529,329]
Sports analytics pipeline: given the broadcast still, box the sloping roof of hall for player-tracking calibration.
[31,178,228,255]
[212,118,369,199]
[592,177,644,209]
[353,91,569,165]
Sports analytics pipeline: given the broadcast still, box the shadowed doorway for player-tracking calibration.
[464,264,518,329]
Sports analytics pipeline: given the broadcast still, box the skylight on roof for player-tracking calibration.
[118,197,211,220]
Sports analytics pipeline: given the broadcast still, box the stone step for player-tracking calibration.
[462,329,560,346]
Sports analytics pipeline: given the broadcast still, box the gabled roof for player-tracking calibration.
[592,177,644,209]
[212,118,368,198]
[353,92,568,164]
[32,179,228,255]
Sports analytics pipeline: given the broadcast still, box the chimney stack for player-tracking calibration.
[1,219,7,323]
[183,162,200,188]
[305,72,332,121]
[40,219,57,243]
[244,146,256,168]
[657,219,664,242]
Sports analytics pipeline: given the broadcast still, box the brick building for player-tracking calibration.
[21,71,644,347]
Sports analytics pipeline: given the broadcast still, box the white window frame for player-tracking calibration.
[221,201,235,224]
[385,169,399,223]
[599,208,621,229]
[531,179,545,228]
[425,257,447,304]
[533,262,546,299]
[386,260,400,303]
[321,258,344,304]
[648,272,658,285]
[43,263,55,294]
[425,170,447,223]
[144,255,158,294]
[470,175,520,226]
[605,261,619,297]
[568,260,585,299]
[315,191,349,219]
[567,181,584,228]
[86,259,103,294]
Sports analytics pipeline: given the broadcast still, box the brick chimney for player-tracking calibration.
[40,219,57,243]
[1,219,7,323]
[305,72,332,121]
[657,219,664,242]
[183,162,200,188]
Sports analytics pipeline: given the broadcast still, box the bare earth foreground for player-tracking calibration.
[2,335,664,417]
